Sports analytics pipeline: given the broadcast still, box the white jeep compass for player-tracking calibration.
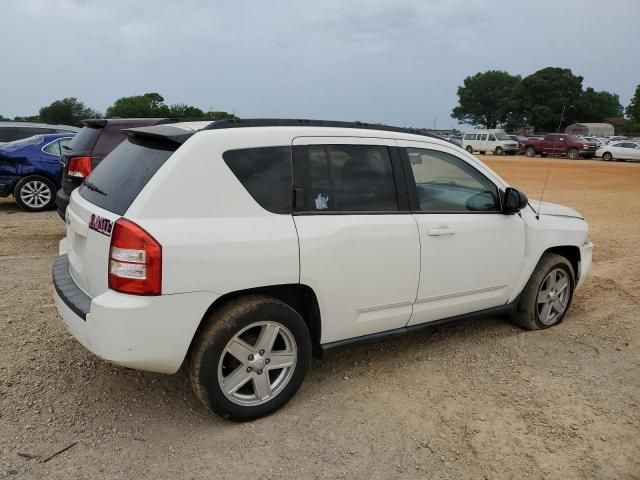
[53,119,593,421]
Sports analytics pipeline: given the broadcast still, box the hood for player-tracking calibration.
[530,200,583,219]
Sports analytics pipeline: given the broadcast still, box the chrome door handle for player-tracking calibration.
[427,226,456,236]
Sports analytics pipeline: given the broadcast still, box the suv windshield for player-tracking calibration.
[79,138,176,215]
[495,133,511,141]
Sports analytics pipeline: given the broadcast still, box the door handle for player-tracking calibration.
[426,226,456,236]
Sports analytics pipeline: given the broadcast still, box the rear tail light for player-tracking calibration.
[67,156,92,178]
[108,219,162,295]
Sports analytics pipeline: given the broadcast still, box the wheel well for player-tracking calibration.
[192,284,322,359]
[14,172,58,194]
[545,245,580,280]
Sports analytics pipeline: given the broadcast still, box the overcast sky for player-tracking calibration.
[1,0,639,128]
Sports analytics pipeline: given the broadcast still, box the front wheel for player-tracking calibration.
[510,253,575,330]
[525,147,536,157]
[602,152,613,161]
[188,295,311,421]
[568,149,580,160]
[495,147,504,156]
[14,175,56,212]
[466,145,474,154]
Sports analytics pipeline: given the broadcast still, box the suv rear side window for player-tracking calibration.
[79,138,176,215]
[68,126,102,152]
[302,144,398,212]
[223,146,292,214]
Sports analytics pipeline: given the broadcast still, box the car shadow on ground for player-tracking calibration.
[0,199,21,213]
[67,313,518,426]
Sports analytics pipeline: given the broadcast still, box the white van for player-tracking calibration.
[462,129,519,155]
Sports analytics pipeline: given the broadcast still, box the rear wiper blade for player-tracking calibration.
[82,180,107,196]
[62,145,72,150]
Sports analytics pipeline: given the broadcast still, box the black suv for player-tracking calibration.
[56,118,175,219]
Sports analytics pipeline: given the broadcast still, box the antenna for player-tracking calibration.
[536,104,566,219]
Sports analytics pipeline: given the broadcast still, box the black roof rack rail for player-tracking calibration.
[202,118,443,140]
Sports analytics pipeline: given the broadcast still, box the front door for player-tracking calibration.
[397,140,525,325]
[291,137,420,344]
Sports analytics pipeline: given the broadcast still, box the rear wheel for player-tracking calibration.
[510,253,575,330]
[495,147,504,156]
[188,295,311,421]
[525,147,536,157]
[568,148,580,160]
[14,176,56,212]
[602,152,613,161]
[466,145,474,154]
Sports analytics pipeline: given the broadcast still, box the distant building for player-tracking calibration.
[565,123,615,137]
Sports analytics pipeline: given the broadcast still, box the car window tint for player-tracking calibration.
[43,140,62,156]
[0,127,12,142]
[12,127,47,141]
[93,126,127,158]
[79,138,176,216]
[406,148,499,213]
[223,146,292,214]
[489,134,496,141]
[304,144,398,212]
[68,126,102,151]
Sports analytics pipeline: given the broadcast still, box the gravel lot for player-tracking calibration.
[1,155,639,479]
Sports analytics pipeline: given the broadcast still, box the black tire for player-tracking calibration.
[14,175,56,212]
[495,147,504,156]
[602,152,613,161]
[525,147,536,157]
[188,295,311,421]
[510,253,575,330]
[466,145,474,154]
[568,148,580,160]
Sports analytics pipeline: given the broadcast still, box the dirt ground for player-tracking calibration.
[1,155,639,480]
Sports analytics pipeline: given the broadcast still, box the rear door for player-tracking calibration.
[291,137,420,344]
[63,138,177,297]
[397,140,525,325]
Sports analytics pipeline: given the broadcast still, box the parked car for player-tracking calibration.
[581,136,605,146]
[0,133,75,211]
[53,119,592,421]
[56,118,181,219]
[521,134,598,159]
[596,141,640,161]
[462,129,519,155]
[0,122,78,145]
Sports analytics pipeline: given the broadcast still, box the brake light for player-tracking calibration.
[67,156,92,178]
[108,219,162,295]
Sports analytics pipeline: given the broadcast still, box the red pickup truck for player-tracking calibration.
[522,134,598,160]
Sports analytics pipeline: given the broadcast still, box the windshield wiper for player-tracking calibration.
[82,180,107,196]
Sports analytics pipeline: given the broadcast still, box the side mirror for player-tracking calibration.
[503,187,528,215]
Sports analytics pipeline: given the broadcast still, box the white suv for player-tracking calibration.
[53,119,593,421]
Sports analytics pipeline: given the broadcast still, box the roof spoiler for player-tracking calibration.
[82,119,108,128]
[121,125,196,145]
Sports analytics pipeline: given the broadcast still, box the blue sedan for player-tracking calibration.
[0,133,75,211]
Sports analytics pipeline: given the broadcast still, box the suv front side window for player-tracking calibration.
[405,148,499,213]
[301,144,398,212]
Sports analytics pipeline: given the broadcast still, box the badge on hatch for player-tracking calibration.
[89,214,113,236]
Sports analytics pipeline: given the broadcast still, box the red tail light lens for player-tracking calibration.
[108,219,162,295]
[67,156,92,178]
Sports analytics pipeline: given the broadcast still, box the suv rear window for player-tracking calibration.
[68,126,102,152]
[79,138,176,215]
[223,146,292,214]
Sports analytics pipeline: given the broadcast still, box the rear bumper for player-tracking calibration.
[52,253,219,374]
[55,188,70,220]
[577,241,593,289]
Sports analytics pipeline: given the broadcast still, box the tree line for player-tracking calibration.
[0,93,236,127]
[451,67,640,133]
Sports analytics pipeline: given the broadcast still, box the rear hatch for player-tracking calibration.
[64,135,178,298]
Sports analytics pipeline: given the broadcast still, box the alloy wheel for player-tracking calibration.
[20,180,51,209]
[536,268,570,325]
[218,321,297,406]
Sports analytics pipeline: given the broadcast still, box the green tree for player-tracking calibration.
[576,88,623,121]
[513,67,584,131]
[168,104,205,118]
[204,110,237,120]
[451,70,521,128]
[626,84,640,122]
[106,92,171,118]
[38,97,101,127]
